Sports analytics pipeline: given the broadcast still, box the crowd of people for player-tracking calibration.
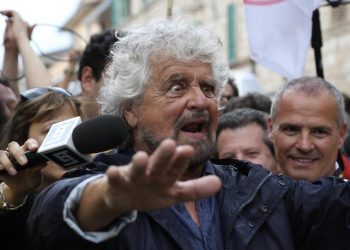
[1,9,350,250]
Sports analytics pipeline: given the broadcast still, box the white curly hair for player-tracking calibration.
[98,16,229,116]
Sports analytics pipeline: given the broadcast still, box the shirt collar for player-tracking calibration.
[202,161,215,176]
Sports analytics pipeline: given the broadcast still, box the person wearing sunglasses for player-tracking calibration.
[0,87,79,250]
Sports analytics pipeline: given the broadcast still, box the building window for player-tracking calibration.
[112,0,131,26]
[142,0,154,5]
[227,3,236,64]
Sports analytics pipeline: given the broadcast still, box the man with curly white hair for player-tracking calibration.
[23,17,350,249]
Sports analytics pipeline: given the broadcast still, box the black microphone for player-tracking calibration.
[0,115,129,175]
[72,115,129,154]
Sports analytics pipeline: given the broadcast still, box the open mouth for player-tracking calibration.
[181,122,205,133]
[179,119,209,139]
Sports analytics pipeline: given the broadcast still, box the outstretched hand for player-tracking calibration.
[106,138,221,211]
[77,139,222,230]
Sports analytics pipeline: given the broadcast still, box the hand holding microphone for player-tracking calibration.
[0,139,44,176]
[0,138,47,201]
[0,115,129,211]
[0,115,130,175]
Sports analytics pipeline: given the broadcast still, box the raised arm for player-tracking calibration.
[1,10,50,94]
[2,11,20,97]
[75,139,222,231]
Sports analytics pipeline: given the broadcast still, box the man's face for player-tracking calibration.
[217,123,277,173]
[126,58,218,168]
[80,67,104,119]
[269,89,346,182]
[219,83,233,107]
[0,84,18,123]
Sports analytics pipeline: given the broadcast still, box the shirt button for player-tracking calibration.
[248,221,254,228]
[260,205,268,213]
[278,180,285,186]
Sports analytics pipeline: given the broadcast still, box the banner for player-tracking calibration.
[244,0,322,79]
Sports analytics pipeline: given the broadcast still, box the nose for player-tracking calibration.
[187,86,210,110]
[235,152,244,161]
[295,132,314,152]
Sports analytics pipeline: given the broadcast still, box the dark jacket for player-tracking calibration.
[26,152,350,250]
[0,193,36,250]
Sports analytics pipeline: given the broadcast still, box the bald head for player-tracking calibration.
[271,76,345,127]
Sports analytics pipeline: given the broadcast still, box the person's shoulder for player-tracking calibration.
[210,158,292,187]
[210,158,260,176]
[93,148,133,166]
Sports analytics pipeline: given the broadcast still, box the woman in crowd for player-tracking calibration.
[0,87,80,250]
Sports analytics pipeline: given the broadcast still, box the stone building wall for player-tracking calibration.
[65,0,350,97]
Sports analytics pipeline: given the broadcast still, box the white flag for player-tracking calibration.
[244,0,322,79]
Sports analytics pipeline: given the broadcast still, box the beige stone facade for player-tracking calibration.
[52,0,350,97]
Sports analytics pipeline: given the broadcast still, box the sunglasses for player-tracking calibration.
[20,87,73,102]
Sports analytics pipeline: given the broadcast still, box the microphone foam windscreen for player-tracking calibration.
[72,115,130,154]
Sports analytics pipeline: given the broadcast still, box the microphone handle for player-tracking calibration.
[0,151,48,175]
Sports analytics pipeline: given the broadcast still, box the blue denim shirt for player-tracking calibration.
[170,162,223,250]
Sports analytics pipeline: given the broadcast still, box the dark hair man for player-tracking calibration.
[219,78,238,108]
[76,29,125,119]
[224,92,272,114]
[216,108,279,173]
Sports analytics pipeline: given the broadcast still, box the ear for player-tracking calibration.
[80,66,96,96]
[267,116,274,140]
[338,122,348,148]
[124,109,138,128]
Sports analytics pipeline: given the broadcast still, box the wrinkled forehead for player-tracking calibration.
[148,55,215,79]
[149,50,213,66]
[145,52,223,98]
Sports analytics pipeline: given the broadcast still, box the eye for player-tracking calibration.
[170,84,184,92]
[246,151,259,158]
[42,128,50,136]
[201,83,216,98]
[311,128,330,138]
[167,83,186,97]
[42,124,53,136]
[220,152,236,159]
[280,125,299,136]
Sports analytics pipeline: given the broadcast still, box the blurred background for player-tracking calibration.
[0,0,350,97]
